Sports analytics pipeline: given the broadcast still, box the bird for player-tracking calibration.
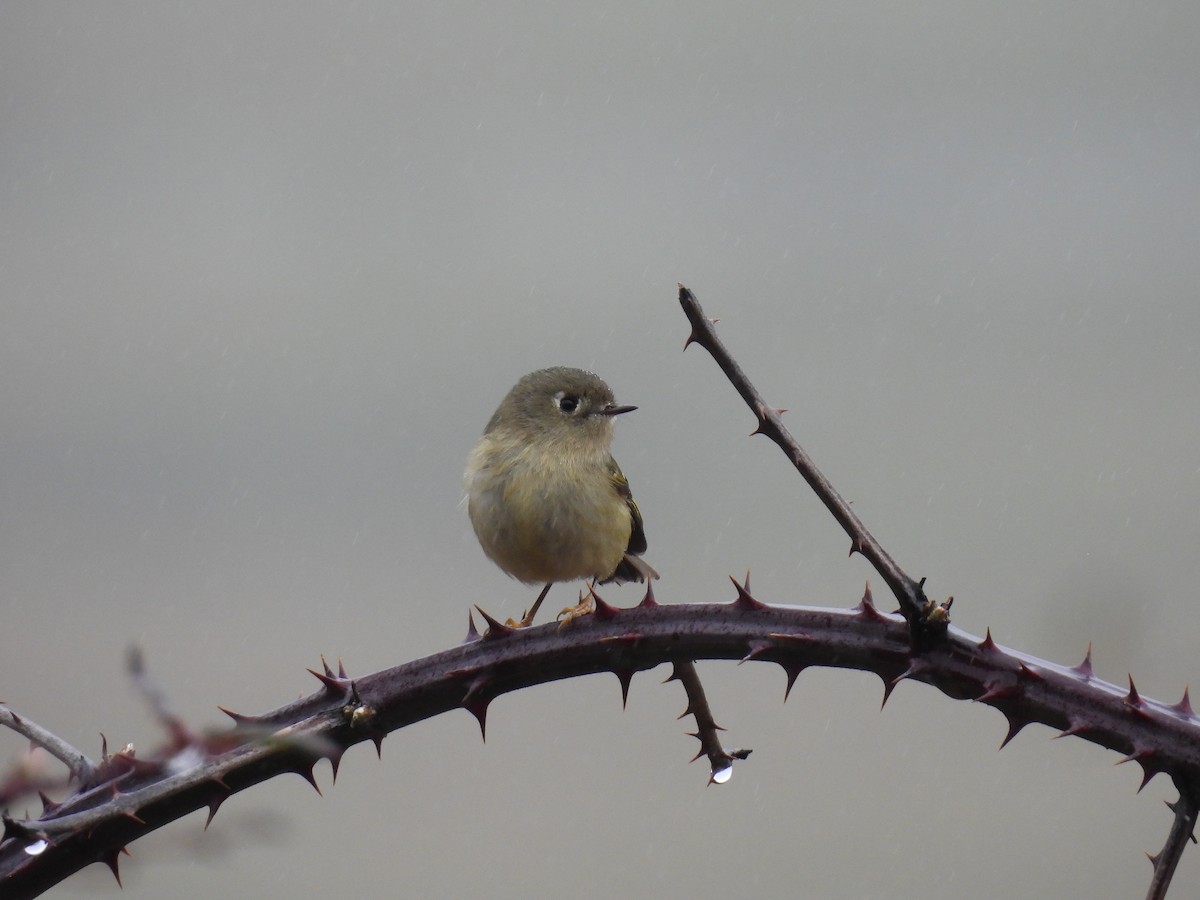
[464,366,658,626]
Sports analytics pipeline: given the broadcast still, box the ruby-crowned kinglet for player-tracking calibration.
[464,367,658,626]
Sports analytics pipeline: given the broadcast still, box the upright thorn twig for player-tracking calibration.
[678,283,941,649]
[1147,787,1200,900]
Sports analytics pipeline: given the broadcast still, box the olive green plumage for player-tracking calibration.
[465,367,657,616]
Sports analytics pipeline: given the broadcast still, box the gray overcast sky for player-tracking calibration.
[3,3,1199,897]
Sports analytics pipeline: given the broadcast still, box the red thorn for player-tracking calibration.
[473,605,516,640]
[752,402,772,428]
[1071,642,1094,678]
[852,584,888,623]
[998,713,1029,749]
[781,663,807,701]
[592,594,621,621]
[638,580,658,608]
[892,658,932,686]
[462,675,493,703]
[739,639,774,665]
[320,654,335,678]
[975,682,1021,704]
[217,706,258,726]
[613,669,635,708]
[328,748,346,783]
[463,610,482,643]
[307,668,352,697]
[879,670,900,709]
[102,847,130,886]
[121,809,146,825]
[295,764,322,796]
[1054,720,1093,740]
[1170,686,1194,718]
[1115,747,1156,768]
[729,575,767,611]
[1125,675,1145,710]
[463,676,493,741]
[204,792,228,830]
[38,792,59,816]
[1017,663,1043,682]
[1135,765,1159,793]
[1116,749,1161,791]
[465,702,489,741]
[977,628,999,652]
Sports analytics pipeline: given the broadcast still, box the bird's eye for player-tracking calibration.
[557,394,579,414]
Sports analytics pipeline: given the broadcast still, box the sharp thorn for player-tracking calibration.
[1171,686,1194,717]
[729,575,767,611]
[592,594,621,621]
[204,793,227,831]
[614,669,634,708]
[463,610,482,643]
[296,765,322,796]
[977,628,999,652]
[102,847,129,887]
[638,580,658,608]
[473,605,516,639]
[1071,642,1094,678]
[1125,675,1145,709]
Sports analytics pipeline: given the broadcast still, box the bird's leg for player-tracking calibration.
[557,580,598,627]
[512,582,553,628]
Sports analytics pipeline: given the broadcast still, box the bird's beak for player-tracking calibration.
[595,404,637,416]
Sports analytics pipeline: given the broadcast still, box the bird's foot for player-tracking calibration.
[556,585,596,628]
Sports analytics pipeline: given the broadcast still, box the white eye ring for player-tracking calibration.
[555,392,580,414]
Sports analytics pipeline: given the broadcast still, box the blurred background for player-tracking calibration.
[2,3,1198,897]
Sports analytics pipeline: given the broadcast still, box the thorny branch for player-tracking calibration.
[0,706,95,789]
[4,595,1199,896]
[1147,788,1199,900]
[668,658,751,784]
[2,285,1196,898]
[679,283,950,649]
[678,282,1197,897]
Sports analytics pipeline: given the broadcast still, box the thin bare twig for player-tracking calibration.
[0,705,95,788]
[1147,787,1199,900]
[668,660,751,784]
[678,284,948,648]
[127,647,194,749]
